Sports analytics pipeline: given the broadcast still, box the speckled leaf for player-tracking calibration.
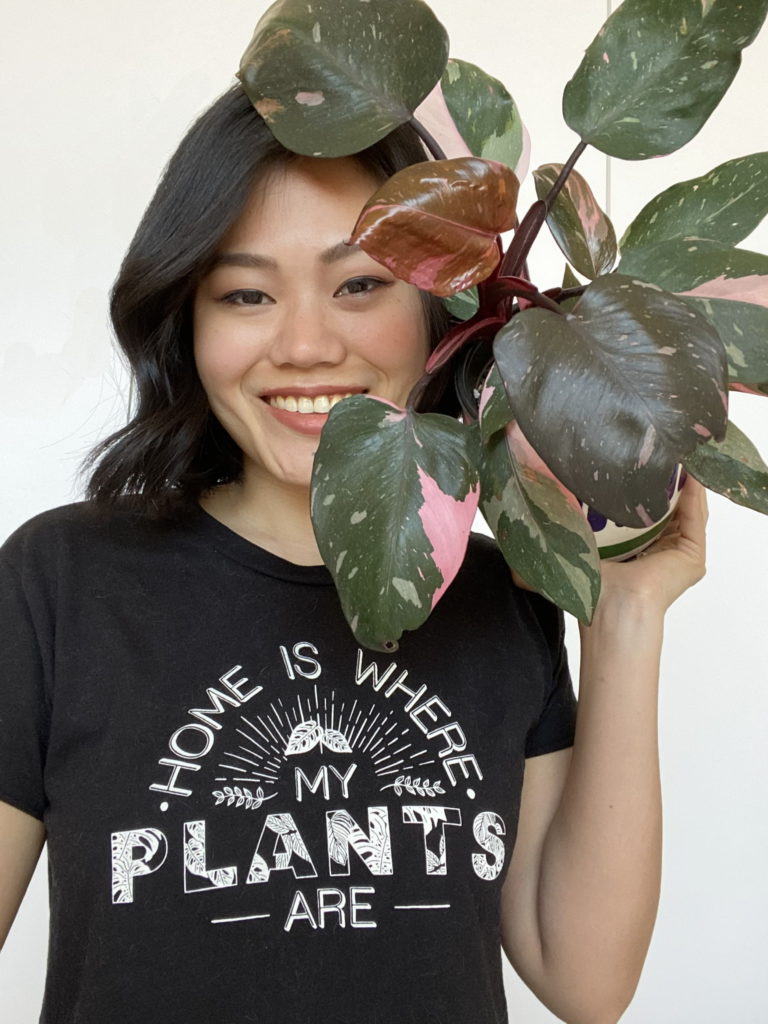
[238,0,449,157]
[311,396,479,650]
[445,287,479,321]
[684,420,768,514]
[440,58,527,173]
[563,0,768,159]
[492,273,729,527]
[620,153,768,253]
[478,424,601,622]
[619,238,768,303]
[534,164,617,279]
[350,158,519,296]
[478,363,515,442]
[559,265,584,313]
[683,296,768,393]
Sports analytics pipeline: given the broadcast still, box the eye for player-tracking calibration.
[335,276,391,297]
[221,289,274,306]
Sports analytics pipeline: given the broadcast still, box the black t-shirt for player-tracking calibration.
[0,503,576,1024]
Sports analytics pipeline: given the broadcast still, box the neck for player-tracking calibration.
[200,470,323,566]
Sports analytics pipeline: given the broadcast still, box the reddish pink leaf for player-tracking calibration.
[350,157,520,297]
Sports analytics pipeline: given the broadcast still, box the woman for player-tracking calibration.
[0,85,707,1023]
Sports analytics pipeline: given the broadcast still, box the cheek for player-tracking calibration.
[193,315,254,389]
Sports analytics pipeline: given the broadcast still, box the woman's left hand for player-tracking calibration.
[597,475,708,615]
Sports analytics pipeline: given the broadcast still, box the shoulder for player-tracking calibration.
[1,501,180,578]
[459,530,566,658]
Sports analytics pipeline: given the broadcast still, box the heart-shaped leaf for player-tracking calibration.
[563,0,768,159]
[682,296,768,392]
[311,396,479,651]
[238,0,449,157]
[619,238,768,303]
[478,423,601,622]
[493,273,729,527]
[350,158,519,296]
[620,153,768,254]
[684,420,768,514]
[440,59,528,174]
[533,164,617,279]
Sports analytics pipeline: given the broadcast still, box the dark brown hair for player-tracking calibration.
[84,85,455,518]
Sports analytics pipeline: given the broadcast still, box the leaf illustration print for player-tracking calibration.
[285,719,323,755]
[321,727,353,754]
[285,720,352,756]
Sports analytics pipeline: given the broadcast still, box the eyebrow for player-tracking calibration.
[210,240,362,271]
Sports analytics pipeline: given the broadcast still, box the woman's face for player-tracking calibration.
[193,156,430,492]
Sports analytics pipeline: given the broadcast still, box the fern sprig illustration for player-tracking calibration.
[212,785,277,810]
[380,775,445,798]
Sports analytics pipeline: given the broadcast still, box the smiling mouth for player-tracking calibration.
[264,392,363,414]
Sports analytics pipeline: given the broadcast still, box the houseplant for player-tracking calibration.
[238,0,768,650]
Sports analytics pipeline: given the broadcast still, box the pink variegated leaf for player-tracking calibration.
[350,158,519,297]
[619,238,768,305]
[478,419,601,623]
[533,164,617,279]
[681,296,768,396]
[414,80,474,160]
[311,395,479,651]
[684,420,768,515]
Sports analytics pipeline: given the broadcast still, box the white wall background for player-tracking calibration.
[1,1,766,1021]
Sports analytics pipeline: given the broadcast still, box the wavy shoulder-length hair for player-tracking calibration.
[84,85,455,519]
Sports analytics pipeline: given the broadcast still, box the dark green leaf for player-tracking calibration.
[478,424,601,622]
[559,265,584,313]
[238,0,449,156]
[621,153,768,253]
[478,363,515,442]
[534,164,617,279]
[683,296,768,391]
[311,396,479,651]
[441,58,526,170]
[563,0,768,159]
[492,274,729,527]
[684,420,768,514]
[445,287,479,321]
[350,158,519,296]
[619,238,768,300]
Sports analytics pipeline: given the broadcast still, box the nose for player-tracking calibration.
[268,296,347,369]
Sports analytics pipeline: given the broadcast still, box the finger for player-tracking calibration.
[676,476,708,548]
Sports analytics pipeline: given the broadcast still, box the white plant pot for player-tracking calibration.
[584,465,686,561]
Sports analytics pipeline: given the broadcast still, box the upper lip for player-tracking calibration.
[259,385,368,399]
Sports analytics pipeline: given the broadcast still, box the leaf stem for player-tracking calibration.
[410,116,448,162]
[500,139,588,278]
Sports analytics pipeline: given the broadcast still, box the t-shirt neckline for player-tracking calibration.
[189,505,334,585]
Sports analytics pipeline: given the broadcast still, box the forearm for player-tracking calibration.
[536,596,665,1022]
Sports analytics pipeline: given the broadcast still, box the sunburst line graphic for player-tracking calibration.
[219,763,278,781]
[235,731,272,758]
[239,716,280,754]
[225,750,263,770]
[214,688,446,792]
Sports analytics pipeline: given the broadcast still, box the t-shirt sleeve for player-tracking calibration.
[0,550,50,820]
[524,593,577,759]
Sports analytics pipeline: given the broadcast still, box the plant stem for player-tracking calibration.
[500,139,588,278]
[410,116,448,162]
[543,140,588,213]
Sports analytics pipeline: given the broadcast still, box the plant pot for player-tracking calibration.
[584,465,686,561]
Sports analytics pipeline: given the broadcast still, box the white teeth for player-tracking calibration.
[268,392,356,413]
